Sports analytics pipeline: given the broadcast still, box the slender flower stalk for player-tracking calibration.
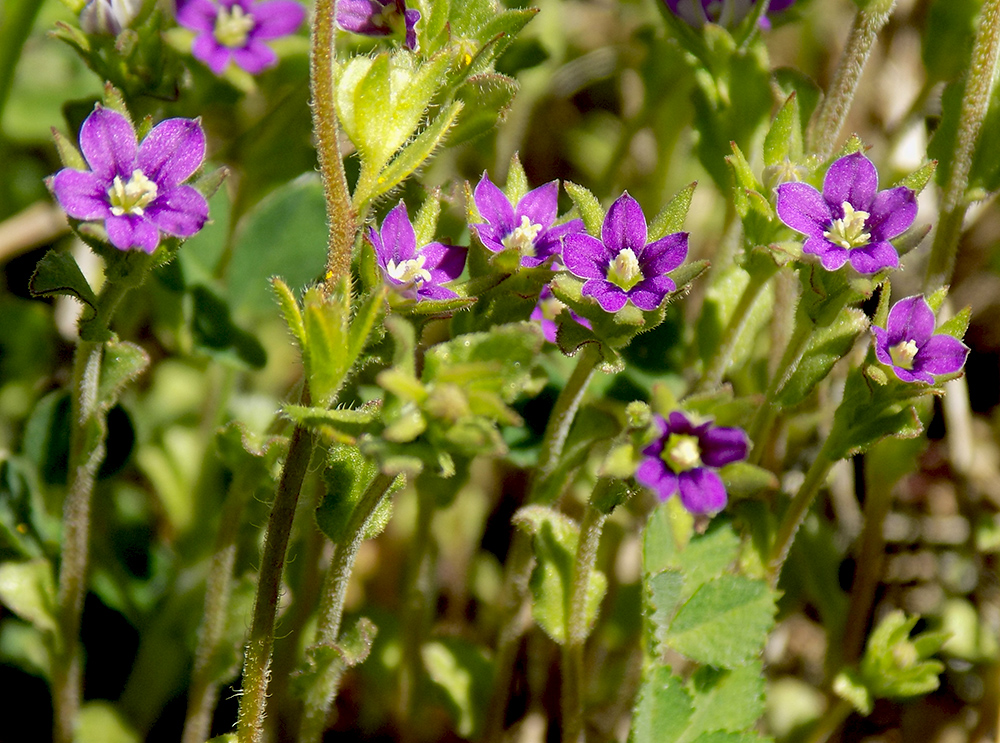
[924,0,1000,293]
[561,497,608,743]
[807,0,898,158]
[236,422,316,743]
[299,472,396,743]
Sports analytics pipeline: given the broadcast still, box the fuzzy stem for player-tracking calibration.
[236,423,316,743]
[808,0,898,159]
[767,435,838,585]
[311,0,356,291]
[52,339,103,743]
[298,472,396,743]
[481,345,601,743]
[181,468,257,743]
[923,0,1000,293]
[561,498,608,743]
[694,265,776,393]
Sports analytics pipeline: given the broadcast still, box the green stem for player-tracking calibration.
[481,345,601,743]
[298,472,396,743]
[181,468,256,743]
[803,697,853,743]
[694,265,775,393]
[0,0,41,130]
[767,434,839,586]
[236,423,316,743]
[561,497,608,743]
[924,0,1000,293]
[53,339,103,743]
[311,0,355,291]
[807,0,898,158]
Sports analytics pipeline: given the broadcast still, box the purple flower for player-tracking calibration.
[776,152,917,275]
[636,412,748,515]
[369,202,467,301]
[563,192,688,313]
[80,0,141,35]
[664,0,796,27]
[530,285,592,343]
[471,174,584,269]
[872,295,970,384]
[336,0,420,51]
[177,0,305,75]
[49,106,209,254]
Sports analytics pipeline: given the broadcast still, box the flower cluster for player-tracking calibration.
[49,106,209,253]
[336,0,420,51]
[177,0,305,75]
[872,295,969,385]
[636,412,748,514]
[664,0,796,28]
[776,152,917,275]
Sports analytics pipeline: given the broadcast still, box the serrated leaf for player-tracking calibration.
[563,181,605,237]
[666,575,776,668]
[680,663,766,742]
[649,183,696,241]
[29,250,98,309]
[629,665,693,743]
[648,569,683,654]
[0,559,58,635]
[422,638,494,738]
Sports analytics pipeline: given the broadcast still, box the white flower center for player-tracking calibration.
[501,215,543,257]
[662,433,701,474]
[889,339,919,370]
[386,254,432,286]
[606,248,643,291]
[214,4,255,48]
[108,169,158,216]
[823,201,872,249]
[370,1,401,30]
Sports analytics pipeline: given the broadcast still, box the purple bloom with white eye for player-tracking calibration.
[177,0,305,75]
[48,106,209,254]
[665,0,795,27]
[471,174,585,269]
[369,202,467,301]
[776,152,917,275]
[530,285,592,343]
[636,412,748,515]
[872,295,970,384]
[563,192,688,313]
[336,0,420,51]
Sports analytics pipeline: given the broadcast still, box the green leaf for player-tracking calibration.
[681,663,766,742]
[272,277,307,350]
[29,250,98,311]
[777,307,869,408]
[563,181,605,237]
[763,93,801,167]
[302,284,351,407]
[76,701,141,743]
[832,669,873,715]
[283,402,382,440]
[422,638,494,738]
[347,287,388,371]
[648,569,683,654]
[629,665,693,743]
[666,575,776,668]
[450,73,518,145]
[316,445,378,543]
[98,340,149,410]
[0,618,51,678]
[859,610,945,700]
[649,183,697,241]
[0,559,58,635]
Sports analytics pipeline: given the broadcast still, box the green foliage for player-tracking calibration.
[421,637,494,737]
[858,611,947,699]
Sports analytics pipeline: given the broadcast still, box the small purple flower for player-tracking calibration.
[336,0,420,51]
[776,152,917,275]
[49,106,209,254]
[872,295,970,384]
[636,412,748,515]
[369,202,467,301]
[530,285,592,343]
[563,192,688,314]
[80,0,141,35]
[177,0,305,75]
[665,0,795,27]
[471,174,584,269]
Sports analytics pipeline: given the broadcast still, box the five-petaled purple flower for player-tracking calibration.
[49,106,209,254]
[336,0,420,51]
[177,0,305,75]
[776,152,917,275]
[369,202,467,301]
[664,0,796,27]
[471,174,584,269]
[872,295,969,384]
[636,412,748,515]
[563,192,688,313]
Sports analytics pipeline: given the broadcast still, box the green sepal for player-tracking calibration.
[649,183,697,241]
[272,277,307,351]
[503,152,529,206]
[51,127,87,170]
[719,462,779,501]
[894,160,937,194]
[763,92,802,167]
[412,189,442,247]
[190,165,229,200]
[936,306,971,341]
[563,181,606,237]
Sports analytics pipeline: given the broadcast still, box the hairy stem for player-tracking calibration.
[923,0,1000,293]
[236,423,316,743]
[808,0,898,158]
[299,472,396,743]
[561,498,607,743]
[311,0,356,290]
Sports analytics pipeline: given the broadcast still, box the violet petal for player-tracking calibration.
[193,34,232,74]
[776,182,830,237]
[80,107,137,180]
[106,213,160,253]
[51,170,111,220]
[232,39,278,73]
[138,118,206,189]
[700,426,749,467]
[823,152,878,210]
[515,181,558,229]
[886,295,935,347]
[602,192,647,255]
[380,202,416,261]
[251,0,305,39]
[678,468,727,514]
[628,275,674,311]
[913,334,970,376]
[145,185,210,238]
[176,0,219,32]
[865,186,917,241]
[582,280,628,313]
[640,232,688,276]
[473,174,515,234]
[563,233,612,280]
[420,242,467,284]
[847,240,898,274]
